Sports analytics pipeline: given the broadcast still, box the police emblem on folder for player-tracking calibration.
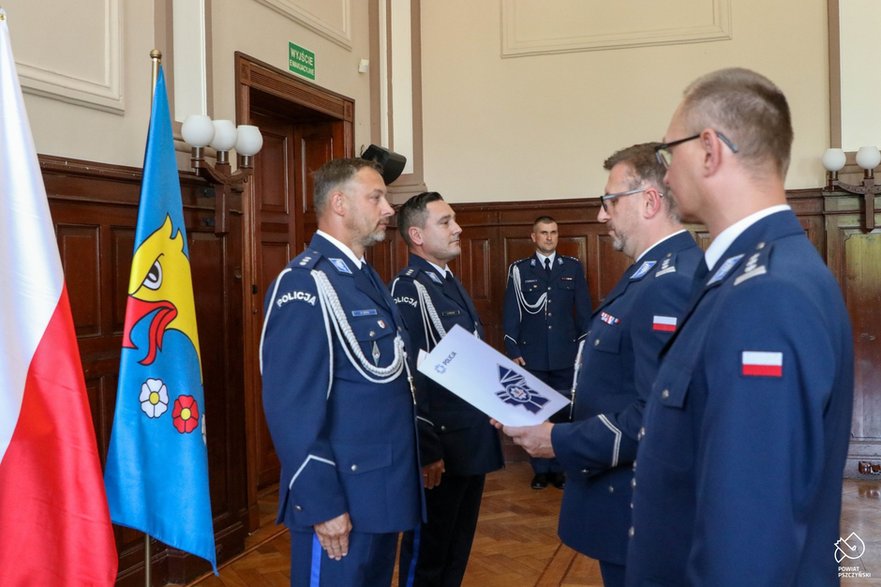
[496,366,549,413]
[417,325,570,425]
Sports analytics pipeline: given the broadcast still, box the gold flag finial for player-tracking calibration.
[149,49,162,98]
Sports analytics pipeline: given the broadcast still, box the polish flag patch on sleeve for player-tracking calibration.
[652,315,677,332]
[741,351,783,377]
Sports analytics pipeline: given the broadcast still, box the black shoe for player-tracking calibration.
[551,472,566,489]
[531,474,549,490]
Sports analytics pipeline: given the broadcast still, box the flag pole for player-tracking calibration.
[150,49,161,97]
[144,48,161,587]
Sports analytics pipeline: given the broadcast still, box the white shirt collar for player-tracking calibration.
[704,205,790,270]
[536,251,556,266]
[316,229,364,268]
[635,229,688,263]
[427,260,449,278]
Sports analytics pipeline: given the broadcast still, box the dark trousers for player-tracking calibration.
[599,560,626,587]
[290,528,398,587]
[526,367,573,475]
[399,473,486,587]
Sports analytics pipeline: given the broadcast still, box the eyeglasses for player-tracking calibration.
[599,186,647,212]
[654,131,739,168]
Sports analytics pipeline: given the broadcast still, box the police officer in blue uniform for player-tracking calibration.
[496,143,702,587]
[627,68,854,586]
[503,216,591,489]
[391,192,504,587]
[260,159,423,587]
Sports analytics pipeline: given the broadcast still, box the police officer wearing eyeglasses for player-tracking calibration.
[496,143,701,587]
[627,68,854,585]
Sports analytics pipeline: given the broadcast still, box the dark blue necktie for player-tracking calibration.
[544,257,552,275]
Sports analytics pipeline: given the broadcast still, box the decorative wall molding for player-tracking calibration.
[18,0,124,114]
[254,0,352,50]
[501,0,732,58]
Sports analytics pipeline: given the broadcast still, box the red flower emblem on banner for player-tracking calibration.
[172,395,200,434]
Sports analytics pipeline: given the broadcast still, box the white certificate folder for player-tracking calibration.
[416,325,571,426]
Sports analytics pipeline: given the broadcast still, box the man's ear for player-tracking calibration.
[701,129,725,175]
[330,190,347,215]
[408,225,424,246]
[642,186,664,219]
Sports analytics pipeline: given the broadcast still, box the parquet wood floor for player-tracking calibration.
[188,462,881,586]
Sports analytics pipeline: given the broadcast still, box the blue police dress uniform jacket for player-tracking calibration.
[503,254,592,372]
[390,255,504,476]
[627,210,854,586]
[550,231,702,565]
[260,234,422,534]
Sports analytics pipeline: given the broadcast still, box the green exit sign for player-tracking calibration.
[289,42,315,80]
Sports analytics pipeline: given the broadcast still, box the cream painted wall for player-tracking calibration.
[9,0,375,169]
[420,0,831,202]
[8,0,831,196]
[208,0,375,154]
[8,0,155,167]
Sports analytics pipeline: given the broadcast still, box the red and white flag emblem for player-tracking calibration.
[652,315,677,332]
[741,351,783,377]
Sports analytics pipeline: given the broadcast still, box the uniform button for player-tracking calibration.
[632,460,637,471]
[631,478,637,489]
[661,389,670,400]
[628,526,635,538]
[369,330,375,337]
[608,485,615,494]
[350,464,358,472]
[547,287,551,291]
[638,426,645,440]
[594,339,600,347]
[581,468,589,475]
[440,425,447,432]
[295,505,303,512]
[547,312,553,317]
[548,325,553,330]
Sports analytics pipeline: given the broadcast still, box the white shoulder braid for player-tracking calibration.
[511,264,548,315]
[311,269,406,384]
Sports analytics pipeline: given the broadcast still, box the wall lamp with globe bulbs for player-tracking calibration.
[822,146,881,230]
[180,115,263,235]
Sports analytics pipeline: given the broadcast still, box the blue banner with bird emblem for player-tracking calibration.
[104,66,216,572]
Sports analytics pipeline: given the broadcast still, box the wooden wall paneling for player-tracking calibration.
[41,156,248,585]
[824,190,881,478]
[459,225,499,346]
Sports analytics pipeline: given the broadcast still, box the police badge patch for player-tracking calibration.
[329,258,353,274]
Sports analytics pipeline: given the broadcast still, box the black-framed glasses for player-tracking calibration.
[599,186,647,212]
[655,131,739,168]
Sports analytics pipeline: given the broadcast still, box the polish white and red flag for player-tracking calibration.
[0,10,117,585]
[652,315,677,332]
[741,351,784,377]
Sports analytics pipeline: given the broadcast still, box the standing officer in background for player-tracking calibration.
[627,68,854,586]
[496,143,701,587]
[391,191,504,587]
[503,216,591,489]
[260,159,422,587]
